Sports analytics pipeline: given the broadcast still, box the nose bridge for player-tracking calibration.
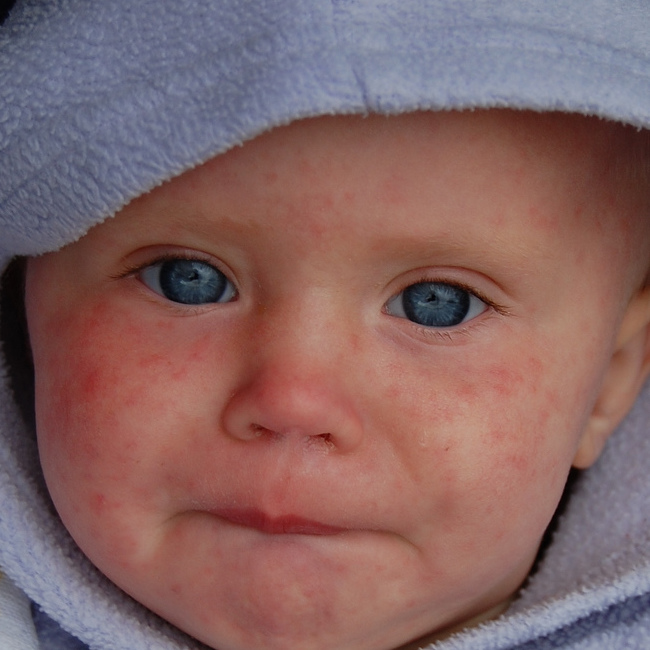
[221,288,364,451]
[263,286,343,360]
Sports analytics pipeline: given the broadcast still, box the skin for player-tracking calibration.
[25,111,650,650]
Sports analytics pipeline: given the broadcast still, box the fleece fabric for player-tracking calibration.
[2,1,650,648]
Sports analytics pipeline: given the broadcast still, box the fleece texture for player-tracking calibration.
[2,1,650,648]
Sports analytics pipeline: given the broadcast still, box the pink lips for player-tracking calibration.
[215,508,346,535]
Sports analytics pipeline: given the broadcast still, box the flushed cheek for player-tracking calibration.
[39,303,167,432]
[31,300,229,552]
[475,367,575,483]
[398,350,582,536]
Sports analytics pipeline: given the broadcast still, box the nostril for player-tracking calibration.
[250,423,271,438]
[248,424,335,448]
[222,382,364,451]
[309,433,335,450]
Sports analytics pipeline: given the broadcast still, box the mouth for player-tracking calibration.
[213,508,347,536]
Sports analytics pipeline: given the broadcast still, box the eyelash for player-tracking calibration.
[388,275,509,342]
[114,257,509,340]
[410,315,493,343]
[113,251,237,312]
[115,251,218,278]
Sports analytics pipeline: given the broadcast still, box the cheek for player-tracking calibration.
[30,298,227,545]
[478,359,561,475]
[37,301,170,448]
[385,344,588,540]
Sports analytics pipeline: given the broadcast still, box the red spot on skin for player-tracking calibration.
[456,380,478,401]
[504,453,530,473]
[487,428,507,444]
[489,212,507,228]
[379,172,407,207]
[528,205,559,233]
[26,111,648,650]
[486,365,523,398]
[297,156,316,178]
[137,352,167,371]
[574,203,585,220]
[80,368,102,402]
[348,332,362,353]
[91,493,106,513]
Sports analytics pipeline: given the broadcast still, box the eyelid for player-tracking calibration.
[113,249,239,308]
[408,316,495,344]
[114,249,235,283]
[383,273,510,341]
[387,273,505,309]
[385,284,487,322]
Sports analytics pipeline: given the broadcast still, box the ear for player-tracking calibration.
[573,286,650,469]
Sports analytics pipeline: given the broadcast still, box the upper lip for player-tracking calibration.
[213,507,348,535]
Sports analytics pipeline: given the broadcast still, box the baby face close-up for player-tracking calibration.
[24,111,650,650]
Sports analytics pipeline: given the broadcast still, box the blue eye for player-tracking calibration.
[140,259,236,305]
[386,281,486,328]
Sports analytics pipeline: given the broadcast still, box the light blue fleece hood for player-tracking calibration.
[2,1,650,649]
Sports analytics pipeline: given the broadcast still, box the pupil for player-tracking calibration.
[402,282,470,327]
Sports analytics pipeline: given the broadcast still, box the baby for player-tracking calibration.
[20,109,650,649]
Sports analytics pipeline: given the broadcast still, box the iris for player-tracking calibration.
[401,282,471,327]
[142,259,235,305]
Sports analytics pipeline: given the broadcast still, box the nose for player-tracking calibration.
[221,308,365,454]
[222,369,364,452]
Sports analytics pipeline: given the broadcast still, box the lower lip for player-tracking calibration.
[214,508,347,536]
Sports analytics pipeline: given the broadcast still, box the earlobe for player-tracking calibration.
[574,286,650,469]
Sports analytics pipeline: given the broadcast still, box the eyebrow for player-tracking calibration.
[119,201,544,288]
[366,230,535,273]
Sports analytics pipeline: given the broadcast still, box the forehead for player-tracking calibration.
[152,110,618,211]
[68,110,648,296]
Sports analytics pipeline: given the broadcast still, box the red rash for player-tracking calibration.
[25,111,650,650]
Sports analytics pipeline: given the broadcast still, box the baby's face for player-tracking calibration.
[25,111,649,650]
